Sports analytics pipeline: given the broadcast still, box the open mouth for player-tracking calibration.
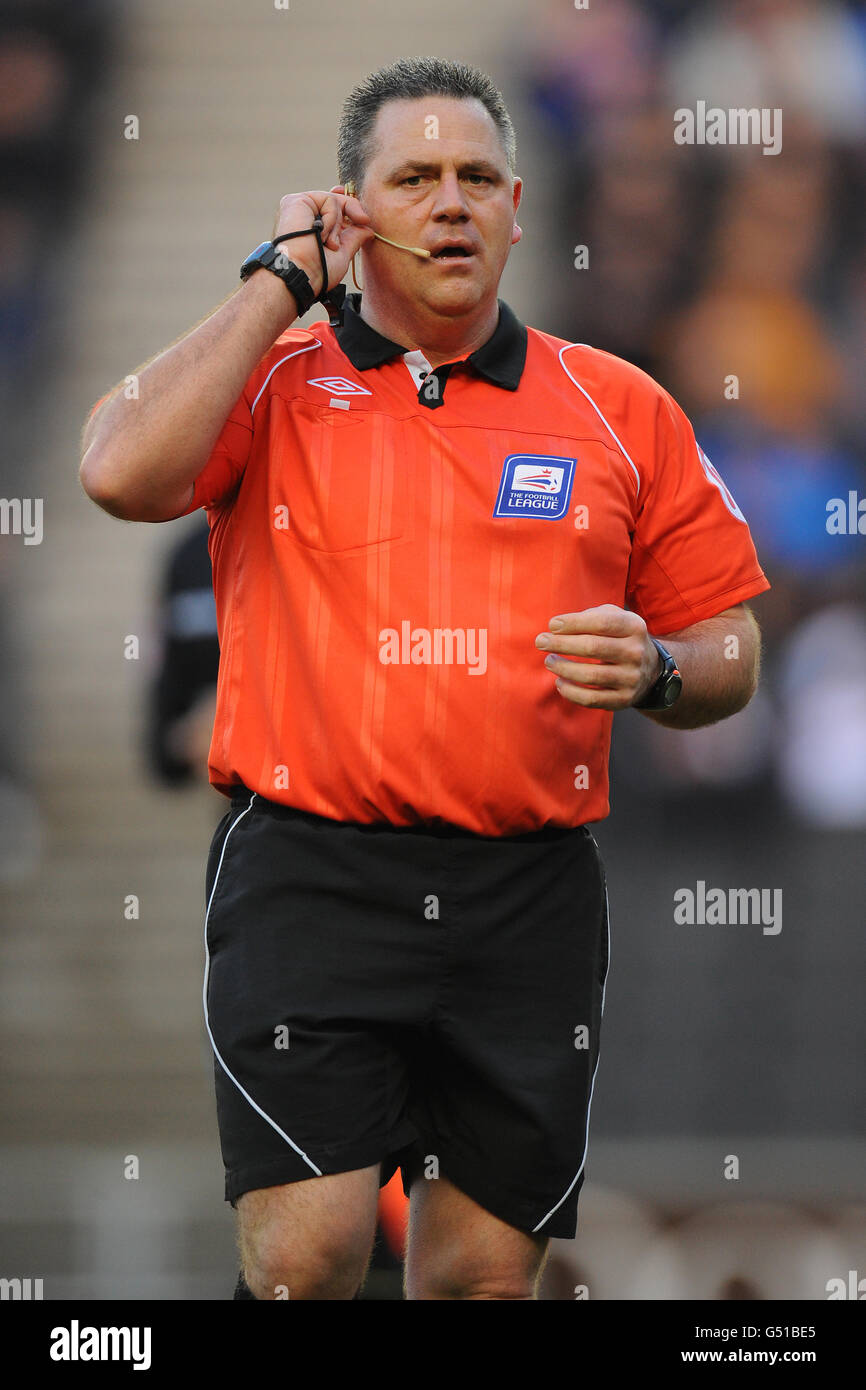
[431,244,475,261]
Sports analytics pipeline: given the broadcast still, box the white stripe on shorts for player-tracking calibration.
[532,863,610,1233]
[202,791,322,1176]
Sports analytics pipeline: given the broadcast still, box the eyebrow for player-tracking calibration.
[386,158,504,181]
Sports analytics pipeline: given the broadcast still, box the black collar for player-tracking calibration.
[332,292,527,391]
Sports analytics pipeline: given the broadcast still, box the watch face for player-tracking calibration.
[240,242,275,278]
[662,673,683,707]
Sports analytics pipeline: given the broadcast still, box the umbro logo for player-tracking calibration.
[307,376,372,396]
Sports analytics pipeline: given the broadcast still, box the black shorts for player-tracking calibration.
[202,785,610,1241]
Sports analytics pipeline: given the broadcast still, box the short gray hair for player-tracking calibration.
[337,56,517,192]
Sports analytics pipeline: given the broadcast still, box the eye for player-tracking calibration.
[403,175,424,186]
[466,174,490,184]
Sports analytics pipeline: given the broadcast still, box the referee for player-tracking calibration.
[80,57,770,1300]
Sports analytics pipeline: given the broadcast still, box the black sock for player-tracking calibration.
[233,1270,257,1300]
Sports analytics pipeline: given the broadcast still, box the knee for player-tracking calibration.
[242,1222,372,1301]
[418,1270,538,1300]
[410,1252,543,1301]
[449,1276,537,1300]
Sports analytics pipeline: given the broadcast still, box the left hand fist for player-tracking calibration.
[535,605,660,710]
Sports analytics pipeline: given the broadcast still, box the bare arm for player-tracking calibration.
[638,604,761,729]
[79,188,373,522]
[535,602,762,729]
[80,274,296,522]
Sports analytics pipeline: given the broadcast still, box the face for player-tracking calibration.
[350,95,522,319]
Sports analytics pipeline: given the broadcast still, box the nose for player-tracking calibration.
[431,170,470,221]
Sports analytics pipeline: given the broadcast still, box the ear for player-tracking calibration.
[511,175,523,245]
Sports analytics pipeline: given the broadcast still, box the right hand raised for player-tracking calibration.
[271,187,375,298]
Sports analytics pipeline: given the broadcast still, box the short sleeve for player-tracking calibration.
[175,386,254,516]
[625,388,770,632]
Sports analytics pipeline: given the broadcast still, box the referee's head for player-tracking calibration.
[336,57,523,322]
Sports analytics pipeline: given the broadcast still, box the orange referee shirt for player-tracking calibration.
[172,293,769,833]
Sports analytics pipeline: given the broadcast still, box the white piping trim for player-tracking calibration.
[202,792,322,1176]
[533,852,611,1233]
[249,340,321,418]
[557,344,642,498]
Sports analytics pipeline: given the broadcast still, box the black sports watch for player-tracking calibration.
[240,241,318,317]
[633,637,683,710]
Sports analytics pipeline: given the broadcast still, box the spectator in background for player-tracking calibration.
[0,1,114,881]
[658,131,864,596]
[0,0,115,391]
[557,104,698,373]
[775,598,866,828]
[653,118,866,821]
[520,0,866,825]
[145,516,220,791]
[521,0,677,365]
[664,0,866,147]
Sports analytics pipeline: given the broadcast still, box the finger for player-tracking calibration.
[326,196,374,251]
[542,654,632,689]
[548,606,640,637]
[553,675,635,710]
[344,197,372,227]
[273,192,331,243]
[293,192,347,250]
[535,632,630,662]
[314,193,349,250]
[328,186,372,225]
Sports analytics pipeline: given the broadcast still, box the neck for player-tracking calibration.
[356,286,500,370]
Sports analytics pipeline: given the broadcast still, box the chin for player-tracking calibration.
[423,280,489,317]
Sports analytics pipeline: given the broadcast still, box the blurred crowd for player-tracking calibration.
[0,0,116,881]
[0,0,115,406]
[540,1188,866,1300]
[520,0,866,830]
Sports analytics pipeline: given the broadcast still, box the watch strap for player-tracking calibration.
[271,256,318,317]
[273,216,330,303]
[633,637,682,710]
[239,241,315,315]
[243,217,347,325]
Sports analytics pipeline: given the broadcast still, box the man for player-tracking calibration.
[144,514,219,788]
[79,57,769,1300]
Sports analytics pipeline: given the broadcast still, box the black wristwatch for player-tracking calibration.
[240,241,318,316]
[633,637,683,710]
